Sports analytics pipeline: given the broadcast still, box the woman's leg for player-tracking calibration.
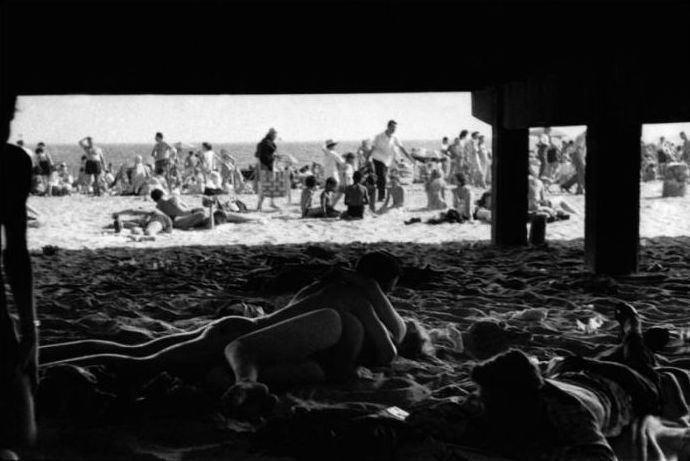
[224,308,343,384]
[40,328,207,365]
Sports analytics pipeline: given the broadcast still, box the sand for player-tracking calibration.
[14,180,690,460]
[26,180,690,251]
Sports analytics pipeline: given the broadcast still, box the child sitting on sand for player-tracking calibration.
[300,175,322,218]
[451,173,473,221]
[378,173,405,214]
[474,190,492,222]
[319,177,341,218]
[425,168,447,210]
[341,171,369,220]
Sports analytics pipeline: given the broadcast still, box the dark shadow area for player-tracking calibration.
[9,237,689,460]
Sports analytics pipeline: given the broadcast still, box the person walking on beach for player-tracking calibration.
[370,120,412,202]
[151,132,174,188]
[78,136,107,196]
[255,128,280,211]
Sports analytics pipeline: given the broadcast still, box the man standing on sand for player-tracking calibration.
[151,132,174,187]
[78,136,107,196]
[370,120,412,201]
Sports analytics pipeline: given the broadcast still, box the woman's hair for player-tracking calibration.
[398,318,435,359]
[455,172,467,186]
[355,250,403,288]
[150,188,164,201]
[325,177,338,187]
[304,175,316,188]
[352,171,363,183]
[202,142,212,150]
[471,349,544,394]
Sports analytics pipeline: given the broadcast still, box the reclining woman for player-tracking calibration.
[39,251,407,416]
[465,302,690,461]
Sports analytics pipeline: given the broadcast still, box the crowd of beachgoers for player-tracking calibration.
[14,123,690,236]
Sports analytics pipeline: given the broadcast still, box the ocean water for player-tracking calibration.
[36,139,448,175]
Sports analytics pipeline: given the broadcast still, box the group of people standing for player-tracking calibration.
[441,130,492,189]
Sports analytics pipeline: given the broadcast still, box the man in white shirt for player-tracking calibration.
[370,120,411,201]
[322,139,344,185]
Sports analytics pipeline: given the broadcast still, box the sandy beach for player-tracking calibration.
[20,234,690,460]
[26,180,690,250]
[14,180,690,460]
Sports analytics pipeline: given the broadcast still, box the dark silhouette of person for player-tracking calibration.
[1,94,38,457]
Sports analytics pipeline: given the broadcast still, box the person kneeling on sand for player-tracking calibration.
[111,209,173,237]
[462,302,690,461]
[425,169,448,210]
[150,188,208,230]
[341,171,369,220]
[38,251,410,419]
[378,173,405,214]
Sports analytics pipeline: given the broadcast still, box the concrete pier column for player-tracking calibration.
[491,89,529,246]
[584,121,641,274]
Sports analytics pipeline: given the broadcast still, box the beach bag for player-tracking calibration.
[260,169,287,198]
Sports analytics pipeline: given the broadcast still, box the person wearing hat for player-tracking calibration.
[370,120,412,201]
[322,139,345,186]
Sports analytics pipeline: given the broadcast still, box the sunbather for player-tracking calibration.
[467,302,690,461]
[39,252,408,418]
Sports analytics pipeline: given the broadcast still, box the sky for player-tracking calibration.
[10,93,492,144]
[10,94,688,145]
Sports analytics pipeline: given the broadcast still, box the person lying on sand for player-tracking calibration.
[465,302,690,461]
[150,188,209,230]
[1,142,38,457]
[110,209,173,236]
[38,251,408,418]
